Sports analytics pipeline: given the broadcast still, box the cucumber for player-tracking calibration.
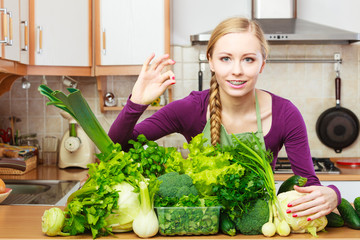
[326,212,344,227]
[337,198,360,230]
[277,175,307,195]
[354,197,360,211]
[220,212,236,236]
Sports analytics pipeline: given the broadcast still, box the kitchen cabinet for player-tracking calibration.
[19,0,29,64]
[29,0,91,67]
[95,0,172,112]
[1,0,20,62]
[95,0,170,75]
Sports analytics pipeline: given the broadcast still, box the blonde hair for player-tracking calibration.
[206,17,269,146]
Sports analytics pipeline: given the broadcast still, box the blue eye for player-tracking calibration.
[244,57,254,63]
[221,57,230,62]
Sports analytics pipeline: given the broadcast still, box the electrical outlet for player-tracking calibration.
[334,53,341,61]
[199,53,207,61]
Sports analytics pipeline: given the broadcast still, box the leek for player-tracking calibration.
[38,84,114,155]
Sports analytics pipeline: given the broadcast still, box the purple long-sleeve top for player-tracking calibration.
[109,89,341,205]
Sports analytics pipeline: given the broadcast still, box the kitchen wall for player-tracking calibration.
[0,43,359,159]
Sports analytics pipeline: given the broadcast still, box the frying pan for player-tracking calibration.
[316,76,359,153]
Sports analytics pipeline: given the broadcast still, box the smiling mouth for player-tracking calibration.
[227,80,246,86]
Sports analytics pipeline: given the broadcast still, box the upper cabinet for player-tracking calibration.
[19,0,29,64]
[1,0,20,62]
[0,0,170,77]
[30,0,91,67]
[95,0,170,75]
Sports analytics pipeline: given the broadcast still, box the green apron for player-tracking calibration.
[202,92,265,149]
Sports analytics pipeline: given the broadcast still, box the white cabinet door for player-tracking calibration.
[2,0,20,62]
[99,0,165,65]
[19,0,29,64]
[33,0,90,66]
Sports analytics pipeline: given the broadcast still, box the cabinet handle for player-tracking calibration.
[21,20,28,51]
[37,26,42,54]
[0,8,8,44]
[102,28,106,55]
[6,11,12,46]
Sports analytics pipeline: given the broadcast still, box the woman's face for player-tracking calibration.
[208,32,265,99]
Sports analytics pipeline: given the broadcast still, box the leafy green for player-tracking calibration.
[156,206,221,235]
[165,133,244,197]
[38,85,171,238]
[128,135,175,178]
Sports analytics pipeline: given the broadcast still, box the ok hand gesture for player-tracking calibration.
[130,53,176,105]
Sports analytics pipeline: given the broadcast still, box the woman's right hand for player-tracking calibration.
[130,53,176,105]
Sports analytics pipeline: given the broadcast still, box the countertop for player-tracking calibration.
[1,205,360,239]
[1,162,360,239]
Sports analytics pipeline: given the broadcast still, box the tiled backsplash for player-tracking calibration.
[0,44,359,158]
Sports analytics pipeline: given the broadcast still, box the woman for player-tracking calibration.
[108,17,340,220]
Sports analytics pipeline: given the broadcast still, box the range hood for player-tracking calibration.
[191,0,360,45]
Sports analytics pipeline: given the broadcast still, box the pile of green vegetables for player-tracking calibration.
[39,85,172,238]
[39,85,335,238]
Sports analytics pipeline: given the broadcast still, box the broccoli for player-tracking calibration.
[157,172,198,199]
[235,199,269,235]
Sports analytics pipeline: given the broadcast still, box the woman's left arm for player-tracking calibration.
[281,101,340,220]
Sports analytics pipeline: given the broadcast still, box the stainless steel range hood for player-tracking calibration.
[191,0,360,45]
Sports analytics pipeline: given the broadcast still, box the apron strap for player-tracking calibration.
[255,91,263,135]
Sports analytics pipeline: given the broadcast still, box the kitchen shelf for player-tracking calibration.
[97,76,173,113]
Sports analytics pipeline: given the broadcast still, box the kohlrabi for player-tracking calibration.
[41,207,70,237]
[277,190,328,237]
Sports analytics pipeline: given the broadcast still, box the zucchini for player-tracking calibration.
[326,212,344,227]
[337,198,360,230]
[277,175,307,195]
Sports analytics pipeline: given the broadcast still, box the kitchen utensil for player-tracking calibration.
[42,136,58,166]
[336,158,360,166]
[21,77,30,89]
[0,128,12,144]
[316,76,359,153]
[104,92,117,107]
[198,66,203,91]
[9,116,20,145]
[59,111,95,168]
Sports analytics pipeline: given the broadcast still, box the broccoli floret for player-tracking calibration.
[235,199,269,235]
[157,172,198,198]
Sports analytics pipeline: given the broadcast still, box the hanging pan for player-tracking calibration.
[316,76,359,153]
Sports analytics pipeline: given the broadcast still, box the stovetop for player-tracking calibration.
[274,157,340,174]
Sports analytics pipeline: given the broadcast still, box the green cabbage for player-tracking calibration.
[277,190,328,236]
[105,182,141,232]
